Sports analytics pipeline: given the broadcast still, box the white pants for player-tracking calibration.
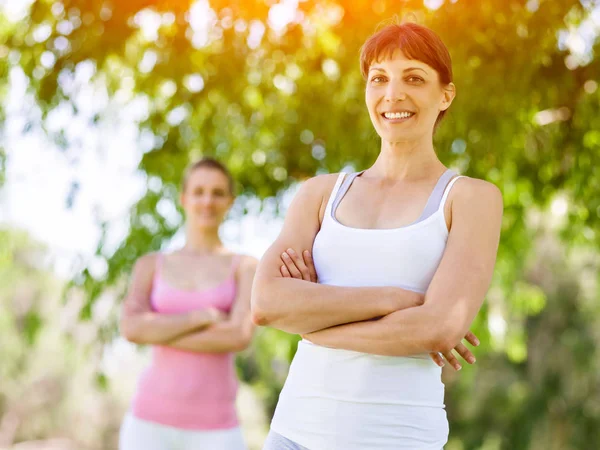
[119,414,247,450]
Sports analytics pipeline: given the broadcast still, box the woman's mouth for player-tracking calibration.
[381,111,415,123]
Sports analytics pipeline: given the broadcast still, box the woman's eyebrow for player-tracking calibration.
[404,67,428,74]
[369,66,428,74]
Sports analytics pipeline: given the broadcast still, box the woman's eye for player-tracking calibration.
[371,76,386,83]
[407,76,424,83]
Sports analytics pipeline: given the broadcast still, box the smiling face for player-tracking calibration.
[180,167,234,230]
[365,48,455,144]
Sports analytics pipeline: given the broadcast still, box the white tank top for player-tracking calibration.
[271,170,465,450]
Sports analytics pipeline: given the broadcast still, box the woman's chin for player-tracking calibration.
[190,219,221,230]
[378,129,430,144]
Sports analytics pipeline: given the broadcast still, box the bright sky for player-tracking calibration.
[1,64,287,279]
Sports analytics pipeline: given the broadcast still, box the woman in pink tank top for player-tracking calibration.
[119,158,257,450]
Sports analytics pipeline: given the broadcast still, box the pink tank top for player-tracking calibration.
[131,253,240,430]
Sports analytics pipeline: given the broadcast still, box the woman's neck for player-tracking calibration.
[182,227,224,255]
[369,137,443,181]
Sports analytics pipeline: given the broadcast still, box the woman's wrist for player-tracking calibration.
[386,287,424,313]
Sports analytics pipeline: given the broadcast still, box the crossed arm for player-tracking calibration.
[251,174,503,365]
[250,175,424,335]
[120,253,257,353]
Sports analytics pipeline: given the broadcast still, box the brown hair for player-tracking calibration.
[360,22,453,126]
[181,157,235,195]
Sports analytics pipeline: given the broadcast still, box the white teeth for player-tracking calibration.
[383,111,413,120]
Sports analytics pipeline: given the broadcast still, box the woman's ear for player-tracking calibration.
[440,82,456,111]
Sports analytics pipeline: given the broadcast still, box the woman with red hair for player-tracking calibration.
[253,22,503,450]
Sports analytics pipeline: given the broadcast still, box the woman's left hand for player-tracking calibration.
[428,330,480,371]
[280,248,479,371]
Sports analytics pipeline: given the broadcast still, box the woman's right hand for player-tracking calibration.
[279,248,480,371]
[192,307,227,327]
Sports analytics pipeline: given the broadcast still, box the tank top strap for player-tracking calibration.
[329,171,364,219]
[417,169,457,221]
[323,172,348,216]
[439,175,466,211]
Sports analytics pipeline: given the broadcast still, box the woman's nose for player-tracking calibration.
[200,195,215,206]
[385,81,406,102]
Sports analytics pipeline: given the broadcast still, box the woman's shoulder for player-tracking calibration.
[130,252,161,278]
[135,251,161,268]
[302,172,343,189]
[233,252,259,264]
[297,172,347,200]
[294,173,348,218]
[232,253,259,275]
[449,176,503,217]
[452,176,502,201]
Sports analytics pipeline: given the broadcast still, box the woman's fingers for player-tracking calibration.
[303,250,318,283]
[431,337,478,370]
[280,265,292,278]
[429,352,445,367]
[287,248,311,280]
[285,248,311,281]
[442,350,462,371]
[454,342,476,364]
[281,251,303,279]
[464,331,480,347]
[280,248,317,282]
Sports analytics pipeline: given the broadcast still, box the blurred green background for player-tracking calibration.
[1,0,599,449]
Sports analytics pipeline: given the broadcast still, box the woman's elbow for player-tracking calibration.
[120,317,144,344]
[233,333,253,352]
[233,322,255,352]
[250,279,277,326]
[120,325,140,344]
[250,307,269,326]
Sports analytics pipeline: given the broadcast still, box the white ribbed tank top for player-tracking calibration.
[271,170,465,450]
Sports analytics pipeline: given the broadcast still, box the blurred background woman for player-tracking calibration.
[119,158,257,450]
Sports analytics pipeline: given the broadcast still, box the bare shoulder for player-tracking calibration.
[303,172,341,188]
[451,177,502,206]
[134,252,160,274]
[235,254,259,276]
[298,173,345,220]
[297,173,341,199]
[239,254,259,268]
[449,177,503,226]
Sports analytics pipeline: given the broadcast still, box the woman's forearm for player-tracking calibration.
[164,320,253,353]
[251,276,423,335]
[303,303,449,356]
[120,310,213,345]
